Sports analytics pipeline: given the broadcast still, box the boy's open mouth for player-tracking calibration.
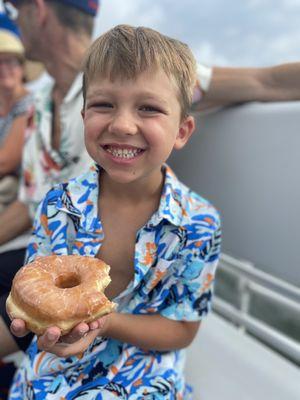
[103,145,145,159]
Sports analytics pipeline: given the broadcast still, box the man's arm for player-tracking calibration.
[194,62,300,111]
[0,200,32,245]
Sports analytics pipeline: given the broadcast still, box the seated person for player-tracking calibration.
[0,13,33,214]
[7,25,221,399]
[0,12,33,398]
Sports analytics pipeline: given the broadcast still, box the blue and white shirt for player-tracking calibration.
[10,164,221,400]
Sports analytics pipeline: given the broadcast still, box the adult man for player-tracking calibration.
[0,0,97,358]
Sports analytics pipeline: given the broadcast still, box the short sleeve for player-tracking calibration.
[160,222,221,322]
[197,63,213,92]
[192,63,213,106]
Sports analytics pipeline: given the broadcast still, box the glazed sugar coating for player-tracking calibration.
[6,255,116,335]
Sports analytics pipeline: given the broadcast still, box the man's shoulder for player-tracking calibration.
[32,78,54,103]
[25,72,53,94]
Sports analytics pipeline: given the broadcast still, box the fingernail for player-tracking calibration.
[47,332,57,341]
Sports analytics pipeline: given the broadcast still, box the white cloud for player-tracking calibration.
[2,0,298,67]
[94,0,300,66]
[267,31,300,60]
[94,0,164,36]
[246,0,273,8]
[194,42,231,66]
[281,0,300,8]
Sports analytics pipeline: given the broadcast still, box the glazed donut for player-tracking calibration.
[6,255,116,335]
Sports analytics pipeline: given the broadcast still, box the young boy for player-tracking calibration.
[9,25,221,399]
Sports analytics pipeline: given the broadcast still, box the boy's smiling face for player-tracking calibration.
[82,68,195,185]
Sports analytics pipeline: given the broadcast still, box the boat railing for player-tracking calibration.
[213,253,300,365]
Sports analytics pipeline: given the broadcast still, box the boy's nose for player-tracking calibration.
[108,111,138,136]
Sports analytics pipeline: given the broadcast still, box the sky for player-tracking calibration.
[1,0,298,68]
[95,0,300,67]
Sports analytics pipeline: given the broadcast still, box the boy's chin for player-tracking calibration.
[102,170,140,185]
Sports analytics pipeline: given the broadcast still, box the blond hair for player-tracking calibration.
[82,24,197,116]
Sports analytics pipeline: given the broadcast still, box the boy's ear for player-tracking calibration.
[174,115,195,150]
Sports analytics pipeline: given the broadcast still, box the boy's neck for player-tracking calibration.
[99,168,164,205]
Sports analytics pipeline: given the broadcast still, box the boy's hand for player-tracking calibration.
[37,315,110,358]
[10,315,111,358]
[10,318,30,337]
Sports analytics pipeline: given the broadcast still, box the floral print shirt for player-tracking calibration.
[10,164,221,400]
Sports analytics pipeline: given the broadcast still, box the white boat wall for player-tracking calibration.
[169,101,300,399]
[169,101,300,286]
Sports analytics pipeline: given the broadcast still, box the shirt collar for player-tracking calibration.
[56,164,100,231]
[37,73,83,103]
[56,164,185,230]
[33,73,83,116]
[63,73,83,104]
[149,165,186,228]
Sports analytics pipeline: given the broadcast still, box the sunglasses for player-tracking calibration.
[0,57,20,67]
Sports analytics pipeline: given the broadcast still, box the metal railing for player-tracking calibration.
[213,253,300,364]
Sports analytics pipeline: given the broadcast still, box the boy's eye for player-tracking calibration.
[139,105,163,113]
[88,102,113,109]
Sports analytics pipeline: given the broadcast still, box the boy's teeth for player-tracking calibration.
[106,146,141,159]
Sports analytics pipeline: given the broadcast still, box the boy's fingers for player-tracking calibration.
[10,319,29,337]
[37,326,102,358]
[59,322,89,344]
[37,327,61,350]
[89,315,108,331]
[89,320,99,330]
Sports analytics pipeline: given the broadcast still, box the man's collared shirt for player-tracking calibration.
[10,164,221,400]
[18,73,93,220]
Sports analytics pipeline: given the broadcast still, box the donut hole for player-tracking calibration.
[55,273,81,289]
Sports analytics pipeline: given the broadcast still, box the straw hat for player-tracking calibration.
[0,29,24,56]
